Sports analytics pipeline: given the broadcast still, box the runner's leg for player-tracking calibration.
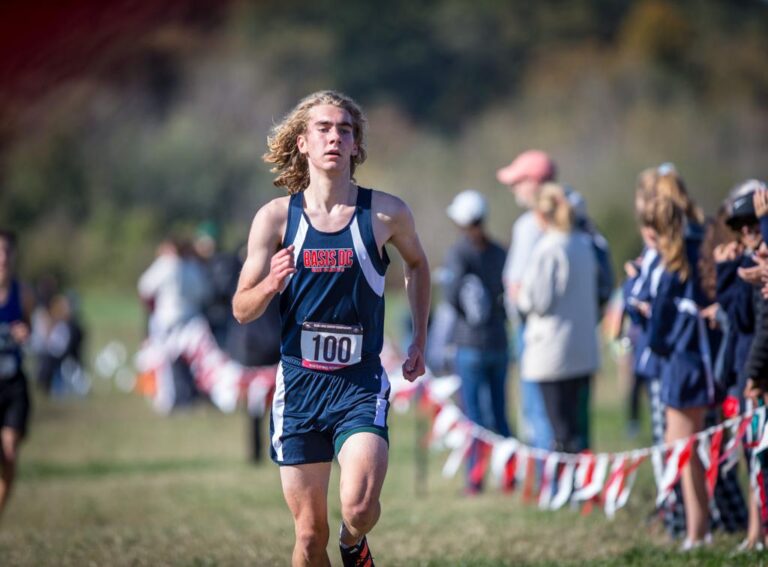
[337,432,388,546]
[280,462,333,567]
[0,427,20,515]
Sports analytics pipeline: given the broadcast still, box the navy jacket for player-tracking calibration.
[715,255,755,395]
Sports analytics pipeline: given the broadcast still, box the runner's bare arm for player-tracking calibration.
[232,198,293,324]
[374,192,431,382]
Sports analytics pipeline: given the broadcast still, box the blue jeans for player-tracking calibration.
[456,346,510,490]
[516,325,553,451]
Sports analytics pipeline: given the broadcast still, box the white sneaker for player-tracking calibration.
[679,533,712,552]
[735,538,765,553]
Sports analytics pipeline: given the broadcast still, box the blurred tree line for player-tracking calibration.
[1,0,767,290]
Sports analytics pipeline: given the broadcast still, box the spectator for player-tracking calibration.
[194,222,241,348]
[565,188,615,313]
[138,237,211,412]
[442,190,511,493]
[39,293,86,396]
[497,149,556,451]
[711,180,767,551]
[642,194,713,550]
[139,237,212,337]
[517,183,599,453]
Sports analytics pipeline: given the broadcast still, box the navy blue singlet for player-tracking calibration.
[279,187,389,373]
[0,280,23,378]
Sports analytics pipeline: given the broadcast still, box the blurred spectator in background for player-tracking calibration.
[707,181,767,550]
[565,188,615,314]
[0,229,34,516]
[34,293,86,397]
[442,190,511,493]
[138,236,211,412]
[139,237,212,338]
[424,271,457,377]
[137,236,275,416]
[641,193,713,549]
[497,149,557,452]
[194,221,241,348]
[517,184,599,453]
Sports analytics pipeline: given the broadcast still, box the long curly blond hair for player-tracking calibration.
[262,90,368,194]
[641,197,690,281]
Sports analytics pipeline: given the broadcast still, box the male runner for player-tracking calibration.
[233,91,430,566]
[0,230,32,517]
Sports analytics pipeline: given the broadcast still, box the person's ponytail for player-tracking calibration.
[535,183,573,232]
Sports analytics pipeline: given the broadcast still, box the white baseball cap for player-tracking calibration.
[446,190,488,227]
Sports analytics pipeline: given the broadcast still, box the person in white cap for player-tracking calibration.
[442,190,511,493]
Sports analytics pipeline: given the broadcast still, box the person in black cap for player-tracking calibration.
[717,180,768,551]
[744,181,768,402]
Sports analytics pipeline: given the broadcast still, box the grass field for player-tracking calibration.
[0,290,765,566]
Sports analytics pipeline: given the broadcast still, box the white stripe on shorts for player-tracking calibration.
[374,368,390,427]
[271,363,287,462]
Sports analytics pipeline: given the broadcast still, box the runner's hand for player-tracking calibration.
[402,343,425,382]
[267,244,297,293]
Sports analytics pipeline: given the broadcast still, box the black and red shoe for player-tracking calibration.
[340,535,374,567]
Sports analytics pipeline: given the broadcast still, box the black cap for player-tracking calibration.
[726,191,757,229]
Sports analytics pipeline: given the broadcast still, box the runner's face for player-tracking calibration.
[298,104,358,175]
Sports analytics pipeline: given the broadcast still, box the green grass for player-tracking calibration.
[1,289,765,565]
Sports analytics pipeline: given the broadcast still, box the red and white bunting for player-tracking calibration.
[538,453,561,509]
[550,461,577,510]
[572,454,609,502]
[604,454,645,519]
[720,417,751,474]
[442,424,472,478]
[490,439,518,489]
[468,439,493,487]
[430,404,462,447]
[699,429,723,499]
[653,437,694,508]
[374,351,768,520]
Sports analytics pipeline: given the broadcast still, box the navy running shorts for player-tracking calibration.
[0,372,30,438]
[270,360,390,466]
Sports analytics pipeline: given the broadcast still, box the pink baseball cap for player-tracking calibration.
[496,150,557,186]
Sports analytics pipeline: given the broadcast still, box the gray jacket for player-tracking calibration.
[517,230,600,380]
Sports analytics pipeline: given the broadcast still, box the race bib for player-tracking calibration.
[300,322,363,371]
